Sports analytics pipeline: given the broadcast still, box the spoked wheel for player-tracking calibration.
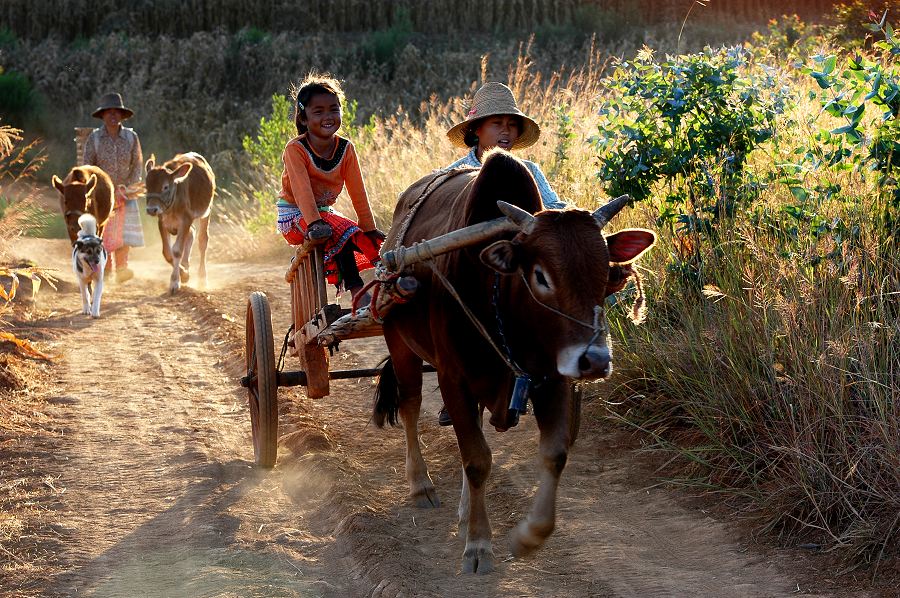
[245,291,278,468]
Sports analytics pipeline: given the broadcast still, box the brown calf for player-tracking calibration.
[374,150,656,574]
[51,165,113,244]
[144,152,215,294]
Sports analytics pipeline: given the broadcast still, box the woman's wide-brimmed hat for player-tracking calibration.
[91,93,134,119]
[446,82,540,150]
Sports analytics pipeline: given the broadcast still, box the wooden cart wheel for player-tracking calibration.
[246,291,278,468]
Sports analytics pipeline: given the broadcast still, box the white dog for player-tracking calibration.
[71,213,108,318]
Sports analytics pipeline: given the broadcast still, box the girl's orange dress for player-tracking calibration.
[276,134,381,285]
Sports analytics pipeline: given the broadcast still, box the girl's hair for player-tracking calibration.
[463,115,524,148]
[292,73,345,135]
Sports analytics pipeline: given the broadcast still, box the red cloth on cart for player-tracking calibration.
[282,211,381,286]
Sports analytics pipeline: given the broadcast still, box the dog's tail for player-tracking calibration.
[77,213,98,238]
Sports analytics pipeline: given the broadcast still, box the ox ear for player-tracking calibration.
[606,229,656,264]
[480,240,518,274]
[172,162,193,184]
[84,174,97,195]
[52,175,64,193]
[145,155,156,172]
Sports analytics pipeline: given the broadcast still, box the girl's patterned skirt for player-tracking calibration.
[277,200,381,286]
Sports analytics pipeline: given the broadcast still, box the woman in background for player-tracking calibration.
[83,92,145,283]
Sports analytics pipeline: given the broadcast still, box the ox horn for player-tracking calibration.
[497,201,535,234]
[592,194,631,229]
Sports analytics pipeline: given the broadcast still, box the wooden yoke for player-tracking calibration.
[286,241,330,398]
[381,215,519,273]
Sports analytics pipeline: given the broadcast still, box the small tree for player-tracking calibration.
[593,46,790,284]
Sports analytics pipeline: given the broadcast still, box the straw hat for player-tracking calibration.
[91,93,134,119]
[446,82,540,150]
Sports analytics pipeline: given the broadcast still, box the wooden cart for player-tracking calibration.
[240,211,526,468]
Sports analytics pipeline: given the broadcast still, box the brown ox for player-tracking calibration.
[144,152,215,294]
[51,165,113,244]
[374,150,655,574]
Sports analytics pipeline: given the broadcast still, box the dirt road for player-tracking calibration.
[3,239,868,597]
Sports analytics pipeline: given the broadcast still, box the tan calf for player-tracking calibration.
[51,165,113,244]
[144,152,215,293]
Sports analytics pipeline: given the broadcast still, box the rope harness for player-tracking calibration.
[390,168,477,254]
[145,187,177,214]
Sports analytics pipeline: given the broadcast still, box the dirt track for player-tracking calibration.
[3,238,872,597]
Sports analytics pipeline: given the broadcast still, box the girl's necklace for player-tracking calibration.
[307,135,337,159]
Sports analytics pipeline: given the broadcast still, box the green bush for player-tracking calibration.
[0,69,39,125]
[790,16,900,240]
[360,7,413,72]
[242,93,294,175]
[0,28,18,48]
[592,46,790,283]
[827,0,896,48]
[750,14,822,61]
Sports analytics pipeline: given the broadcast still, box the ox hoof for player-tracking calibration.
[91,313,101,319]
[179,269,190,283]
[509,522,546,558]
[411,485,441,508]
[169,282,180,295]
[461,542,495,575]
[81,309,91,315]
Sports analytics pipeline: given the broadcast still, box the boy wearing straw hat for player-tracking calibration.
[82,92,145,283]
[445,81,566,210]
[438,82,567,426]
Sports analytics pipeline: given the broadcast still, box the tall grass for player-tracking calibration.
[0,126,47,259]
[596,49,900,570]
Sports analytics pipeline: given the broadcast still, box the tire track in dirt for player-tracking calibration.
[9,239,873,597]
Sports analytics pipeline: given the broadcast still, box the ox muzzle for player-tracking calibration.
[498,199,630,381]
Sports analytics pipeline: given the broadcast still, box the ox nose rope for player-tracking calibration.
[425,258,533,427]
[424,260,523,377]
[514,271,608,347]
[423,252,608,428]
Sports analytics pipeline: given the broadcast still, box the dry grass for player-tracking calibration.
[0,312,62,596]
[0,126,45,261]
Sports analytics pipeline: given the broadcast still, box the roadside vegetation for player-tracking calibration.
[0,0,896,581]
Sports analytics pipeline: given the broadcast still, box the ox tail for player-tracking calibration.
[373,357,400,428]
[77,213,98,237]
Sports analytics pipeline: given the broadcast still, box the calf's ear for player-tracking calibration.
[606,229,656,264]
[172,162,193,184]
[52,175,64,193]
[145,155,155,172]
[480,240,518,274]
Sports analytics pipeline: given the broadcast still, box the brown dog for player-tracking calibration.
[52,165,113,244]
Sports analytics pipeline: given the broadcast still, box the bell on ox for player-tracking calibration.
[507,374,532,427]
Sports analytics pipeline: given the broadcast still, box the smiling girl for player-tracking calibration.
[276,74,384,306]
